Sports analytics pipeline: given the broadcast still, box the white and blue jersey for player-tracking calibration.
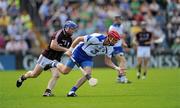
[66,33,114,68]
[109,23,125,55]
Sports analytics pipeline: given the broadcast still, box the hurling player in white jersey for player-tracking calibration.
[109,16,131,83]
[44,30,122,97]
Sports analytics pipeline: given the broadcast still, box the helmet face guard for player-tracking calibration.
[107,30,121,46]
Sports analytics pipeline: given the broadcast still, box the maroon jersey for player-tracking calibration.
[136,31,152,46]
[42,29,72,61]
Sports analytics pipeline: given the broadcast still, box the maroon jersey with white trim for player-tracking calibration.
[42,29,72,61]
[136,31,152,46]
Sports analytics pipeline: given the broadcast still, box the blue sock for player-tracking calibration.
[70,86,77,92]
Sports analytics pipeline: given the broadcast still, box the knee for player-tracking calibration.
[52,74,60,79]
[60,68,71,75]
[61,71,69,75]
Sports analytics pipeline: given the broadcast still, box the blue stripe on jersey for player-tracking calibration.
[113,46,124,55]
[86,35,92,42]
[72,43,93,63]
[96,35,106,42]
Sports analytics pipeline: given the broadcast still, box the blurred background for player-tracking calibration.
[0,0,179,70]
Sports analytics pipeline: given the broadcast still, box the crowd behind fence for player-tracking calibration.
[0,0,180,70]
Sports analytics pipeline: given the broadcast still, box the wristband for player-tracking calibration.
[85,74,91,80]
[69,47,74,52]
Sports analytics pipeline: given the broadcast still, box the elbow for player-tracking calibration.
[50,43,56,50]
[50,45,55,50]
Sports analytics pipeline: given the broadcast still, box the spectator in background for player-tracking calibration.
[0,0,8,12]
[39,0,51,25]
[119,0,130,14]
[144,11,157,32]
[5,37,18,53]
[16,37,29,53]
[149,0,160,16]
[140,1,149,16]
[0,12,10,35]
[7,1,19,19]
[22,29,37,49]
[155,11,166,29]
[130,0,140,15]
[20,11,33,30]
[153,25,166,51]
[130,21,142,38]
[0,33,5,51]
[172,37,180,54]
[167,0,177,17]
[85,20,96,34]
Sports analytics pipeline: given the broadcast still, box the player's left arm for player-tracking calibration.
[65,36,84,57]
[145,32,159,44]
[104,55,119,70]
[70,36,84,49]
[152,33,160,41]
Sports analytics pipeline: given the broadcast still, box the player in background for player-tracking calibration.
[134,22,159,79]
[109,16,131,83]
[44,30,122,97]
[16,21,78,96]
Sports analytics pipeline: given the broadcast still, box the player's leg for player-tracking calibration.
[67,60,93,97]
[136,46,143,79]
[16,54,53,88]
[115,55,131,83]
[137,57,143,79]
[16,64,43,87]
[142,47,151,79]
[43,68,60,97]
[67,67,92,97]
[113,46,131,83]
[142,57,150,79]
[44,60,73,74]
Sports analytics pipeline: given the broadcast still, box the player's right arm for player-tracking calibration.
[50,31,68,52]
[50,39,68,52]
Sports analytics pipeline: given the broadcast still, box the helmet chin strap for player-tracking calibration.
[108,38,114,46]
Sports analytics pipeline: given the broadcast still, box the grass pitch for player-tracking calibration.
[0,68,180,108]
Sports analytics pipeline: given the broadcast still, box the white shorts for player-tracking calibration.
[37,55,55,68]
[137,46,151,58]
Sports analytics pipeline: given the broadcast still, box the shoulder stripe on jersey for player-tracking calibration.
[86,35,92,42]
[97,35,106,42]
[84,43,99,49]
[55,30,62,38]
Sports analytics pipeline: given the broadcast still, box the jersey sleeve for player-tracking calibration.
[84,34,100,44]
[105,47,113,58]
[84,35,92,43]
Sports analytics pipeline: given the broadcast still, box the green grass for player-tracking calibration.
[0,68,180,108]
